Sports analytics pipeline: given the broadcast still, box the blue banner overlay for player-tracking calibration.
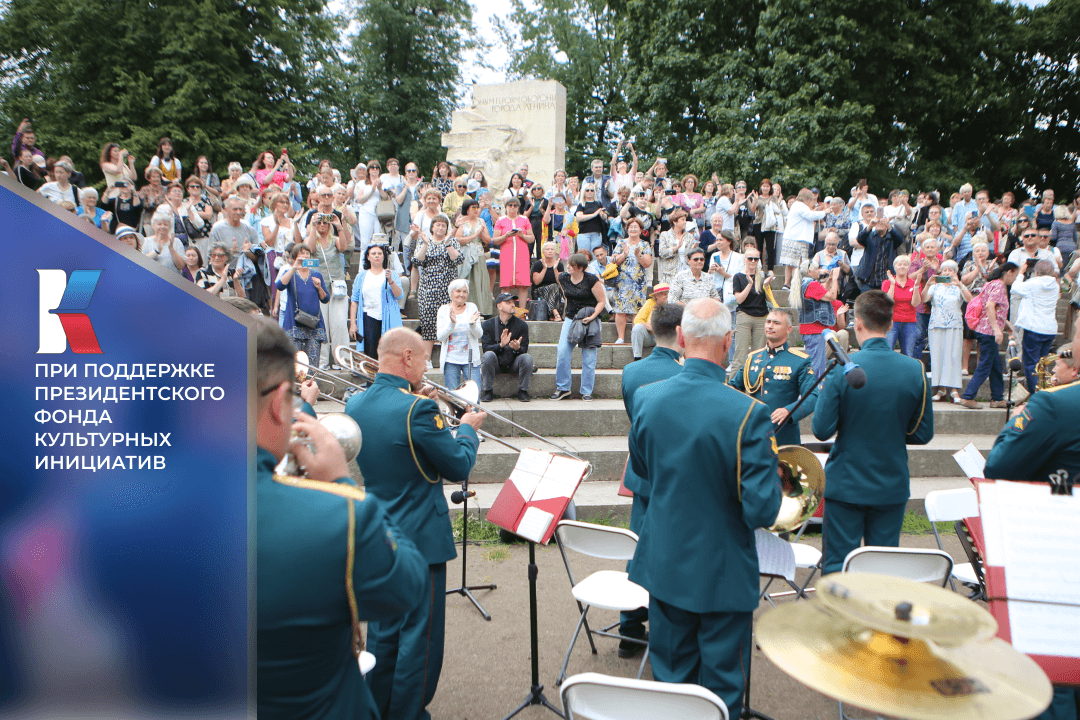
[0,178,253,718]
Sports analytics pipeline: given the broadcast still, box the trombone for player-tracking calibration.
[335,345,582,460]
[292,351,525,453]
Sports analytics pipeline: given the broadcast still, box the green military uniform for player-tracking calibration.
[628,358,782,715]
[618,346,683,645]
[812,337,934,574]
[730,342,819,447]
[345,373,478,720]
[257,446,428,720]
[985,380,1080,720]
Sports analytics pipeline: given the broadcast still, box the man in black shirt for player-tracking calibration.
[729,247,769,379]
[480,293,534,402]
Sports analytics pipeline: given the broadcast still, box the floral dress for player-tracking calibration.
[611,239,653,315]
[414,237,463,340]
[658,229,692,286]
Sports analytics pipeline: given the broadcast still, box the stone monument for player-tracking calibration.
[442,80,566,200]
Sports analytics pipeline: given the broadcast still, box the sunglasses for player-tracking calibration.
[406,168,418,172]
[745,257,760,261]
[1022,233,1037,238]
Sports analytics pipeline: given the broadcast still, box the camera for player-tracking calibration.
[302,259,320,268]
[317,213,335,223]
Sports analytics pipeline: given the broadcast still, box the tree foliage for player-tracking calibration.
[0,0,342,185]
[339,0,481,174]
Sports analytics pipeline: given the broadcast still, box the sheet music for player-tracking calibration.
[995,481,1080,606]
[508,448,551,499]
[1007,601,1080,658]
[532,455,587,501]
[516,506,555,544]
[952,443,986,481]
[978,482,1004,566]
[755,529,796,583]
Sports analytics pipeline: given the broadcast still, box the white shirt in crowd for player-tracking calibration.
[1011,276,1060,336]
[785,201,827,245]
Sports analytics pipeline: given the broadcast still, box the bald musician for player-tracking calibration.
[256,317,428,719]
[345,328,486,720]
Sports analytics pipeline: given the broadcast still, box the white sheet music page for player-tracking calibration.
[508,448,551,501]
[516,506,555,544]
[952,442,986,481]
[984,480,1080,657]
[532,454,587,501]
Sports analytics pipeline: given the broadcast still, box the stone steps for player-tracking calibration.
[445,477,978,521]
[459,433,998,484]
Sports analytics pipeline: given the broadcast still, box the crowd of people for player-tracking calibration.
[10,119,1079,402]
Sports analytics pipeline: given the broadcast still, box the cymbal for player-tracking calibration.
[757,578,1052,720]
[816,573,997,646]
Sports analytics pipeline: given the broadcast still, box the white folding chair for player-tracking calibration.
[838,546,953,720]
[555,521,650,686]
[841,546,953,586]
[561,672,728,720]
[759,535,823,604]
[923,489,981,594]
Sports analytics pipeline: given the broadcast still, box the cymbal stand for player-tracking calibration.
[501,540,564,719]
[742,639,778,720]
[447,477,496,620]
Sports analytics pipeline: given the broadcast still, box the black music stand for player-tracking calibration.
[446,477,496,620]
[502,540,564,720]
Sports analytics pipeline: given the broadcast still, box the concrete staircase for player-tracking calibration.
[315,274,1075,519]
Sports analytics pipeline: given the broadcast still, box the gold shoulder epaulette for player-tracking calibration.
[749,347,767,357]
[273,474,367,502]
[789,348,809,359]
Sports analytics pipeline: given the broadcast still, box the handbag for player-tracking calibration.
[290,280,321,328]
[601,262,619,280]
[762,201,777,232]
[376,198,396,223]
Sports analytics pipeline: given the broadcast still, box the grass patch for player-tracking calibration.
[483,546,511,562]
[452,514,502,544]
[580,511,630,529]
[901,511,952,536]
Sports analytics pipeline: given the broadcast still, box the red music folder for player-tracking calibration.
[487,449,588,544]
[975,478,1080,685]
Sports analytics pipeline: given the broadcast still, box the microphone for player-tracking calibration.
[450,489,476,504]
[822,330,867,389]
[1006,338,1023,373]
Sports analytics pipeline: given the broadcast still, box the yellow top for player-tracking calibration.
[634,298,657,326]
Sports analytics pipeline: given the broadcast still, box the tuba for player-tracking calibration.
[771,445,825,532]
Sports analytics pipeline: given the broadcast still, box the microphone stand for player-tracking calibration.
[447,477,496,620]
[774,357,839,432]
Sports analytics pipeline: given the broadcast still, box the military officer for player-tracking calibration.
[812,290,934,575]
[344,327,486,720]
[255,318,428,720]
[617,302,684,658]
[986,326,1080,720]
[730,309,819,446]
[629,298,782,715]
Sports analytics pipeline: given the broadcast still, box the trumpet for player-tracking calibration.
[335,345,582,459]
[294,351,341,405]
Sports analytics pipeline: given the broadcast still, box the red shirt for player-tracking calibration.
[882,277,917,323]
[799,282,844,334]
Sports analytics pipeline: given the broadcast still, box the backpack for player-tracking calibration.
[964,289,985,330]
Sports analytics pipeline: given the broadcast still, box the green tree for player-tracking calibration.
[342,0,480,176]
[496,0,629,176]
[0,0,342,186]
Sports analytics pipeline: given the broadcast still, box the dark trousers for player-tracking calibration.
[1035,687,1079,720]
[822,499,907,575]
[367,563,446,720]
[363,312,382,360]
[963,331,1004,401]
[1021,329,1056,392]
[480,351,534,393]
[913,311,931,365]
[649,598,753,717]
[620,493,650,641]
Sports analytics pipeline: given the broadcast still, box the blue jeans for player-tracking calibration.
[576,232,603,254]
[442,362,480,393]
[885,321,918,358]
[801,333,828,377]
[912,311,930,363]
[1021,330,1056,392]
[963,332,1004,401]
[556,317,597,395]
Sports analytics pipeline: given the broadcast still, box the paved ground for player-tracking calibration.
[406,529,971,720]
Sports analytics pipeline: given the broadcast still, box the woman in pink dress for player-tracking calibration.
[493,197,534,308]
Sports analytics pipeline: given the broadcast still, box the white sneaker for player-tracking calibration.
[614,338,625,344]
[426,360,433,370]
